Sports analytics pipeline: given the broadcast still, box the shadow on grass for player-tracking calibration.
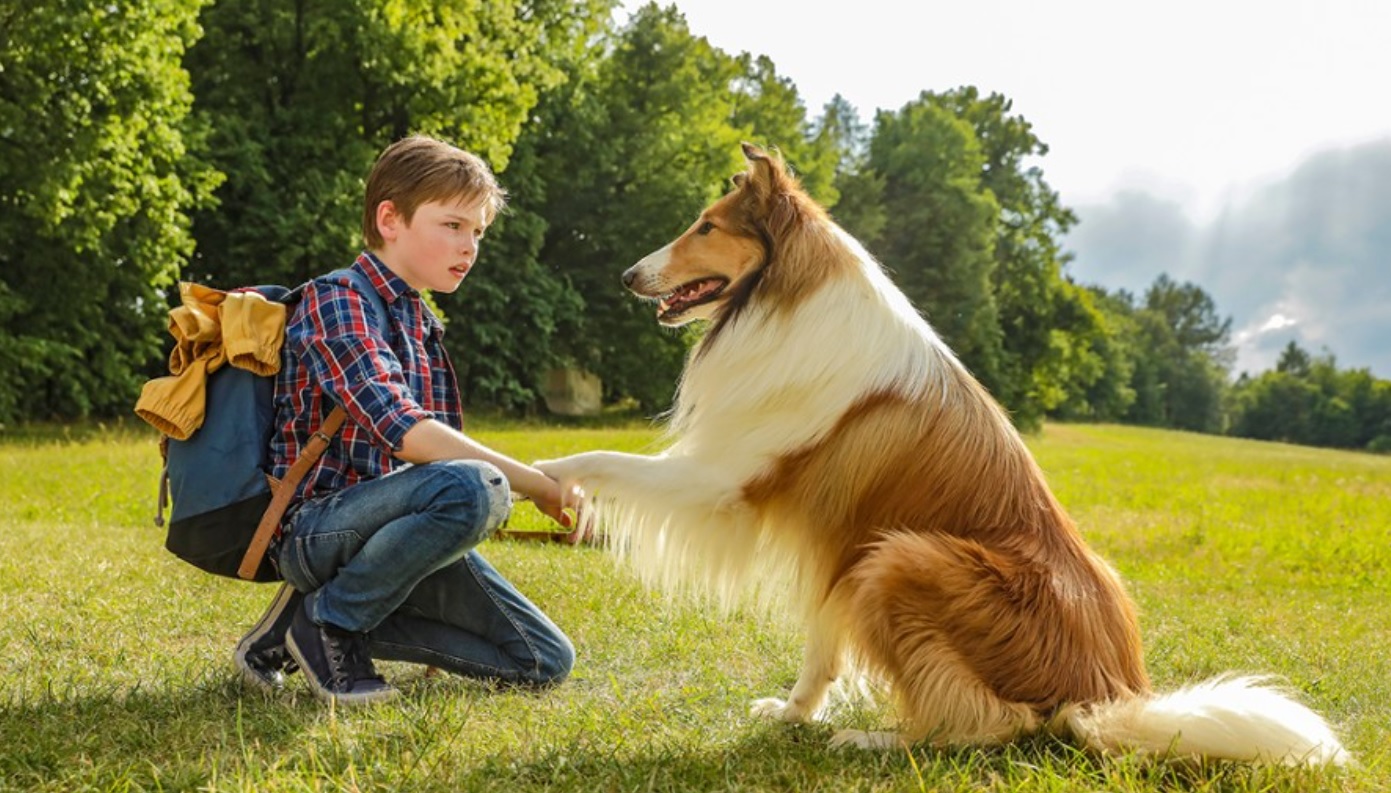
[0,679,1353,792]
[0,677,318,788]
[456,724,1342,793]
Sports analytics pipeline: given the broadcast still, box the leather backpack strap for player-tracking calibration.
[237,406,350,580]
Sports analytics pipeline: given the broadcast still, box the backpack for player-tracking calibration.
[150,268,389,582]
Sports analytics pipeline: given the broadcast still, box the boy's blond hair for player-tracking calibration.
[362,135,507,249]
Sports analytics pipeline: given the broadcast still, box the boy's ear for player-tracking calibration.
[375,200,402,243]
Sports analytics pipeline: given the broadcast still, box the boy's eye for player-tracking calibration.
[696,221,715,235]
[446,222,461,230]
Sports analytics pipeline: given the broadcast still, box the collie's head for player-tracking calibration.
[623,143,843,330]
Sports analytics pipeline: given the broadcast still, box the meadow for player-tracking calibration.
[0,420,1387,792]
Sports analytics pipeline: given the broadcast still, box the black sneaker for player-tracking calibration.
[234,583,302,691]
[284,596,397,704]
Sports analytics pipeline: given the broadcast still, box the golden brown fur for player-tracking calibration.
[536,144,1347,763]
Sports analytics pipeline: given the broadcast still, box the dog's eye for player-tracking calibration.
[696,221,715,236]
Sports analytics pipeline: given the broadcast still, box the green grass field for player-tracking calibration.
[0,421,1387,792]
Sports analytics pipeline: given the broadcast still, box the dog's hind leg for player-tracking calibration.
[751,605,844,724]
[834,531,1045,750]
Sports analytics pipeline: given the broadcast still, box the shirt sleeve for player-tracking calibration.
[288,281,433,451]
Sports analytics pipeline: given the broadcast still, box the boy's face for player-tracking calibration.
[375,194,490,294]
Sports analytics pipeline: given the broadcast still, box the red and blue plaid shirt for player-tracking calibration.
[271,252,463,501]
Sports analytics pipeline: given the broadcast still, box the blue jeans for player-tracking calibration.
[276,459,574,686]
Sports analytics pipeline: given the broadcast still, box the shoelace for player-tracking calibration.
[327,631,384,689]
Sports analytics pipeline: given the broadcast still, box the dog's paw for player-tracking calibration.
[829,729,905,751]
[750,697,812,723]
[534,453,601,486]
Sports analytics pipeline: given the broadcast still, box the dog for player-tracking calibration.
[536,143,1348,765]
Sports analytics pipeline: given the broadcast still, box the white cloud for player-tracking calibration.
[1259,314,1298,333]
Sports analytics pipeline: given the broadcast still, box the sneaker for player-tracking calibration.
[234,583,303,691]
[284,596,397,704]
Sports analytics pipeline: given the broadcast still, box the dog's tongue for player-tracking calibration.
[661,278,722,314]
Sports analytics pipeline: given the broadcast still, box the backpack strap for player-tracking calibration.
[237,406,348,579]
[234,266,393,580]
[327,266,393,340]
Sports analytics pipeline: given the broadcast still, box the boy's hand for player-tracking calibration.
[528,473,584,530]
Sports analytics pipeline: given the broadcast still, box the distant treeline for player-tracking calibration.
[2,1,1387,453]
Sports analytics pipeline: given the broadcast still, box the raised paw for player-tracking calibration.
[829,729,905,751]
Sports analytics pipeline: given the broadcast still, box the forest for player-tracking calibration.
[2,0,1387,452]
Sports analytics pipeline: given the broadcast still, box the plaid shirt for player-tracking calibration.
[270,252,463,501]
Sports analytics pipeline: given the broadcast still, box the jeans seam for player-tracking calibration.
[370,639,513,678]
[465,553,543,678]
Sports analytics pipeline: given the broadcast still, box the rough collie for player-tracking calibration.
[536,144,1348,765]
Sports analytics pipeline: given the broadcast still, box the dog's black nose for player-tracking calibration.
[621,268,637,288]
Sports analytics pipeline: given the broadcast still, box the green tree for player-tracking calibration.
[1125,275,1232,432]
[521,3,830,412]
[448,0,614,411]
[729,54,838,206]
[816,94,886,248]
[185,0,578,287]
[1051,286,1137,422]
[1231,371,1320,443]
[0,0,219,422]
[184,0,607,410]
[1233,342,1391,451]
[865,94,1003,394]
[927,87,1106,429]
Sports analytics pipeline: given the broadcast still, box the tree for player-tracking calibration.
[1124,275,1232,432]
[519,3,832,412]
[446,0,613,411]
[864,94,1003,393]
[729,54,838,206]
[183,0,584,287]
[927,88,1110,429]
[1232,342,1391,451]
[1050,286,1138,422]
[184,0,610,410]
[0,0,219,422]
[816,94,886,248]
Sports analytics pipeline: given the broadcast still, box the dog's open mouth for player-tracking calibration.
[656,277,728,321]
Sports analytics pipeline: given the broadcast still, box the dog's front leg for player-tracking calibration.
[536,451,737,512]
[751,608,843,724]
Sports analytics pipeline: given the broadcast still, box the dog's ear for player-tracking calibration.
[738,142,782,207]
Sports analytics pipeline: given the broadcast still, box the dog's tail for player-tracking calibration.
[1061,675,1350,766]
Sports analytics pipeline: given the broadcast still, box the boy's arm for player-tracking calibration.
[396,418,577,527]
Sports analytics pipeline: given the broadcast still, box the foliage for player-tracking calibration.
[864,94,1005,393]
[4,0,1386,454]
[181,0,612,410]
[0,0,219,423]
[183,0,580,286]
[1230,341,1391,451]
[518,3,834,412]
[1079,277,1234,433]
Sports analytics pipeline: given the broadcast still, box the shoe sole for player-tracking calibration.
[233,583,298,692]
[285,624,399,705]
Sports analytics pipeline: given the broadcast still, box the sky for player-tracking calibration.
[636,0,1391,376]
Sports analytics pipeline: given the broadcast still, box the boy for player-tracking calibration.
[233,135,578,703]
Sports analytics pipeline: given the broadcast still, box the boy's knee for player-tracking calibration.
[421,460,512,543]
[528,632,575,687]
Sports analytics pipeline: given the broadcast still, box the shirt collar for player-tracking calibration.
[355,251,415,304]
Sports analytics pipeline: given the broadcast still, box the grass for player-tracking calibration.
[0,419,1387,791]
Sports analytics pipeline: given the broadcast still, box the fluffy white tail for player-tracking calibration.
[1064,676,1349,766]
